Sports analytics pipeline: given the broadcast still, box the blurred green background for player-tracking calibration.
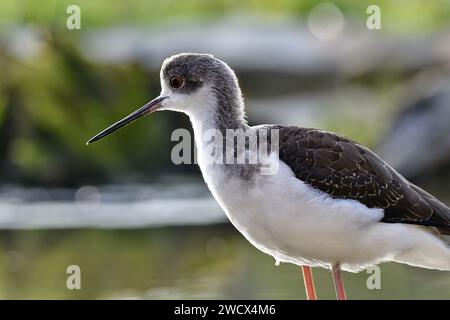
[0,0,450,299]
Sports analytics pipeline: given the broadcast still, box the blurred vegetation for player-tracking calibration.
[0,35,195,186]
[1,0,450,32]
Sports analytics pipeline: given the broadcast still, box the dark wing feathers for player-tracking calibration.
[275,126,450,234]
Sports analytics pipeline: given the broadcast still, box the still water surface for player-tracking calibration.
[1,225,450,299]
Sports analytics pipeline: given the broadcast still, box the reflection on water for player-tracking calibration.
[0,224,449,299]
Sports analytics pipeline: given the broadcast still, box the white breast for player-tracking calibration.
[198,153,450,272]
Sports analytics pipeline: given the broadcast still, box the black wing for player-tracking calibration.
[275,126,450,234]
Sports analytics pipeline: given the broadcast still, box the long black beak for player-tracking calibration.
[86,96,167,145]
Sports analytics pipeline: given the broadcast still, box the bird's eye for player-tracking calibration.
[170,76,184,89]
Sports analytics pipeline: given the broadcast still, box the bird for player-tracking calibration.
[87,53,450,300]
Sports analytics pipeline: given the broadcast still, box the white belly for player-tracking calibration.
[199,158,450,272]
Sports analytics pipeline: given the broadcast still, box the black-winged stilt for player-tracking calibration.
[87,53,450,300]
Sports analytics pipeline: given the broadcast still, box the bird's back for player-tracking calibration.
[272,125,450,236]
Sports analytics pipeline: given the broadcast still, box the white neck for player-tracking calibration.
[189,105,221,169]
[188,103,249,172]
[186,95,247,150]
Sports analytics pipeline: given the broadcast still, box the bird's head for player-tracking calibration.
[87,53,244,144]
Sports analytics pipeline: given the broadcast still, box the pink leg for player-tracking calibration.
[332,263,348,300]
[302,266,318,300]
